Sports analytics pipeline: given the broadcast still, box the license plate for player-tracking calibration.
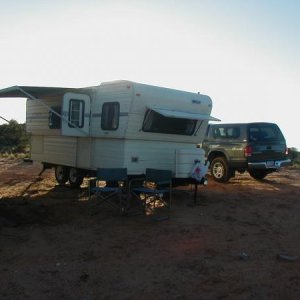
[266,161,275,168]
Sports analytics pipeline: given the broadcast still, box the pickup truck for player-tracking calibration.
[201,122,291,182]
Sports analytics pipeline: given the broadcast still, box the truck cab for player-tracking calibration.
[202,122,291,182]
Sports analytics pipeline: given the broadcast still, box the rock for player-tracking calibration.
[277,254,298,262]
[239,252,250,260]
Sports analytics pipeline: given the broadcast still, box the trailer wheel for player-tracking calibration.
[55,165,69,184]
[69,167,83,188]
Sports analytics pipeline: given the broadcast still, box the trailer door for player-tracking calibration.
[62,92,90,136]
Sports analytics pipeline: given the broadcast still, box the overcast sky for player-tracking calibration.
[0,0,299,148]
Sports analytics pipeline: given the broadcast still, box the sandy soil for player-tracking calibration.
[0,158,300,300]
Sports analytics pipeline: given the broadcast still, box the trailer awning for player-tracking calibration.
[0,86,85,99]
[149,107,220,122]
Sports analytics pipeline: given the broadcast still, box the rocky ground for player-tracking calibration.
[0,158,300,300]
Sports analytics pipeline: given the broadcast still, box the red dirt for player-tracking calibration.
[0,158,300,300]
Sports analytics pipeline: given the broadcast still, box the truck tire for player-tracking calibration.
[68,167,83,188]
[248,170,268,180]
[210,157,232,183]
[55,165,69,184]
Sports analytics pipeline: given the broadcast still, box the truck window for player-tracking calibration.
[213,127,240,139]
[142,110,196,135]
[68,99,85,128]
[227,127,240,138]
[48,106,61,129]
[248,125,284,142]
[101,102,119,130]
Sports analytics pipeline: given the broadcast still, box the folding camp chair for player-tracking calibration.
[89,168,128,215]
[131,168,172,218]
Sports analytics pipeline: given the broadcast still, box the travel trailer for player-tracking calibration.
[0,80,219,187]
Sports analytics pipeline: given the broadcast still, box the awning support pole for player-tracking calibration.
[0,116,9,123]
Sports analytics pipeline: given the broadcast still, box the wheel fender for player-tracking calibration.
[207,150,229,163]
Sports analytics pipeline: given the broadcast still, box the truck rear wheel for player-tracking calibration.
[69,167,83,188]
[55,165,69,184]
[249,170,268,180]
[210,157,232,183]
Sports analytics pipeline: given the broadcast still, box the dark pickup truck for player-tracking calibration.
[202,122,291,182]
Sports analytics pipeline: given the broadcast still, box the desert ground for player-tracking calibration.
[0,158,300,300]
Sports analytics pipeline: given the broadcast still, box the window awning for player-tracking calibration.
[149,107,220,122]
[0,86,86,99]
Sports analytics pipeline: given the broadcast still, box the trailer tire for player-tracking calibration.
[69,167,83,188]
[55,165,69,184]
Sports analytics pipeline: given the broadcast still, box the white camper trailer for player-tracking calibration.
[0,80,219,187]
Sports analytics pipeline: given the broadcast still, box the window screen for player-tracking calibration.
[101,102,120,130]
[69,99,85,128]
[142,110,196,135]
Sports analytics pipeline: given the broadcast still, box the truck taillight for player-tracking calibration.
[244,145,252,157]
[285,147,289,155]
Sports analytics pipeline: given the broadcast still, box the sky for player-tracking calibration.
[0,0,299,148]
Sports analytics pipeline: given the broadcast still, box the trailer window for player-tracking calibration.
[101,102,119,130]
[142,110,196,135]
[68,99,85,128]
[49,106,61,129]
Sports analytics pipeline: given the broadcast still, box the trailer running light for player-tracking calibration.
[244,145,253,157]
